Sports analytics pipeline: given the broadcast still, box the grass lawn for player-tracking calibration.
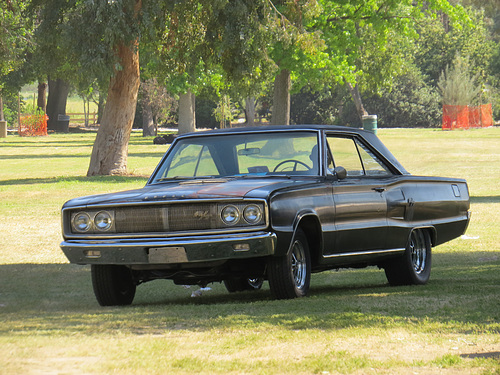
[0,127,499,374]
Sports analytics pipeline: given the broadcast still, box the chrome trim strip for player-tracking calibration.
[63,197,268,211]
[61,231,275,249]
[323,248,404,258]
[63,224,269,240]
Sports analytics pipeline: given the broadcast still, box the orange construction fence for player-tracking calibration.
[442,104,493,130]
[19,113,48,136]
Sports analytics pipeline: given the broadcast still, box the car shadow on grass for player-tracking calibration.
[470,195,500,204]
[1,252,499,336]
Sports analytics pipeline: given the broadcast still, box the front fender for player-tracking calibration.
[273,210,323,257]
[269,186,332,257]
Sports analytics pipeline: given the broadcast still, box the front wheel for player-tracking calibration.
[91,265,136,306]
[268,228,311,299]
[384,229,432,286]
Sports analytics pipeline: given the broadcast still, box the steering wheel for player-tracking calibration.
[273,159,311,172]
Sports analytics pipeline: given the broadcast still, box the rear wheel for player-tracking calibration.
[268,228,311,299]
[91,265,136,306]
[384,229,432,286]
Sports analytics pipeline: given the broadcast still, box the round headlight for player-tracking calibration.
[94,211,113,231]
[221,205,240,225]
[243,205,262,224]
[72,212,92,232]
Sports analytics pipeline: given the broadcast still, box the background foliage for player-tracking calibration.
[2,1,499,130]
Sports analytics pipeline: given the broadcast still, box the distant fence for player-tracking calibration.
[66,112,97,126]
[442,104,493,130]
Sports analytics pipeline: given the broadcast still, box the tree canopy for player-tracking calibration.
[3,0,499,174]
[0,0,33,85]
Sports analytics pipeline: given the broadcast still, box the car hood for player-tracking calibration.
[62,177,318,208]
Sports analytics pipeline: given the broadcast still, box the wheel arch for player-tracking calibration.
[409,226,437,247]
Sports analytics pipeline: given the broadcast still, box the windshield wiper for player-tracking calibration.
[235,174,292,179]
[156,175,216,182]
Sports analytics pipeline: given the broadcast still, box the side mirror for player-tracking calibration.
[334,166,347,180]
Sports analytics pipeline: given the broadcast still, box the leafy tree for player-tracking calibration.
[139,78,177,136]
[26,0,79,132]
[29,0,171,175]
[156,1,213,134]
[438,53,482,105]
[213,94,237,128]
[413,8,496,112]
[0,0,32,83]
[160,0,278,132]
[290,84,349,125]
[0,0,33,120]
[267,0,328,125]
[364,67,442,127]
[196,94,219,129]
[415,10,494,86]
[312,0,466,122]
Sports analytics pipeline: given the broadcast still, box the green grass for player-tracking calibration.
[0,127,499,374]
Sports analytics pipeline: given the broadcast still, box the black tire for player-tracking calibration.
[268,228,311,299]
[91,265,136,306]
[384,229,432,286]
[223,277,264,293]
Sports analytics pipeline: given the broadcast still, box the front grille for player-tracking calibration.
[169,204,216,231]
[115,204,218,233]
[116,206,166,233]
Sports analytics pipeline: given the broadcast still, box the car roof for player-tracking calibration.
[181,124,363,136]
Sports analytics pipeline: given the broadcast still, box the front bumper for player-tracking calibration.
[60,231,277,265]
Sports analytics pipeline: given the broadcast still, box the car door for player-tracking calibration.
[324,134,394,256]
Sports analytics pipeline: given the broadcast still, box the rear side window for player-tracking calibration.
[327,136,392,177]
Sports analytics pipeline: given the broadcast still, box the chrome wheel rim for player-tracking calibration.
[410,231,427,275]
[291,240,307,289]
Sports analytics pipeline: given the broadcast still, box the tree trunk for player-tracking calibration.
[87,41,141,176]
[265,71,294,155]
[46,77,70,132]
[271,69,291,125]
[245,97,256,126]
[0,95,4,120]
[346,81,368,123]
[96,91,105,125]
[85,98,90,127]
[37,82,47,113]
[178,89,196,134]
[142,100,156,136]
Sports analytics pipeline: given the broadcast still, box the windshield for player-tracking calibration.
[151,131,320,182]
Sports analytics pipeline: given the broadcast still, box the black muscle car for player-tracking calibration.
[60,125,470,305]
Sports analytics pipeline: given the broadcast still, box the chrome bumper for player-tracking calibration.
[60,231,277,265]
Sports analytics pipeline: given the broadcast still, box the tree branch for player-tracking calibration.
[326,14,412,23]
